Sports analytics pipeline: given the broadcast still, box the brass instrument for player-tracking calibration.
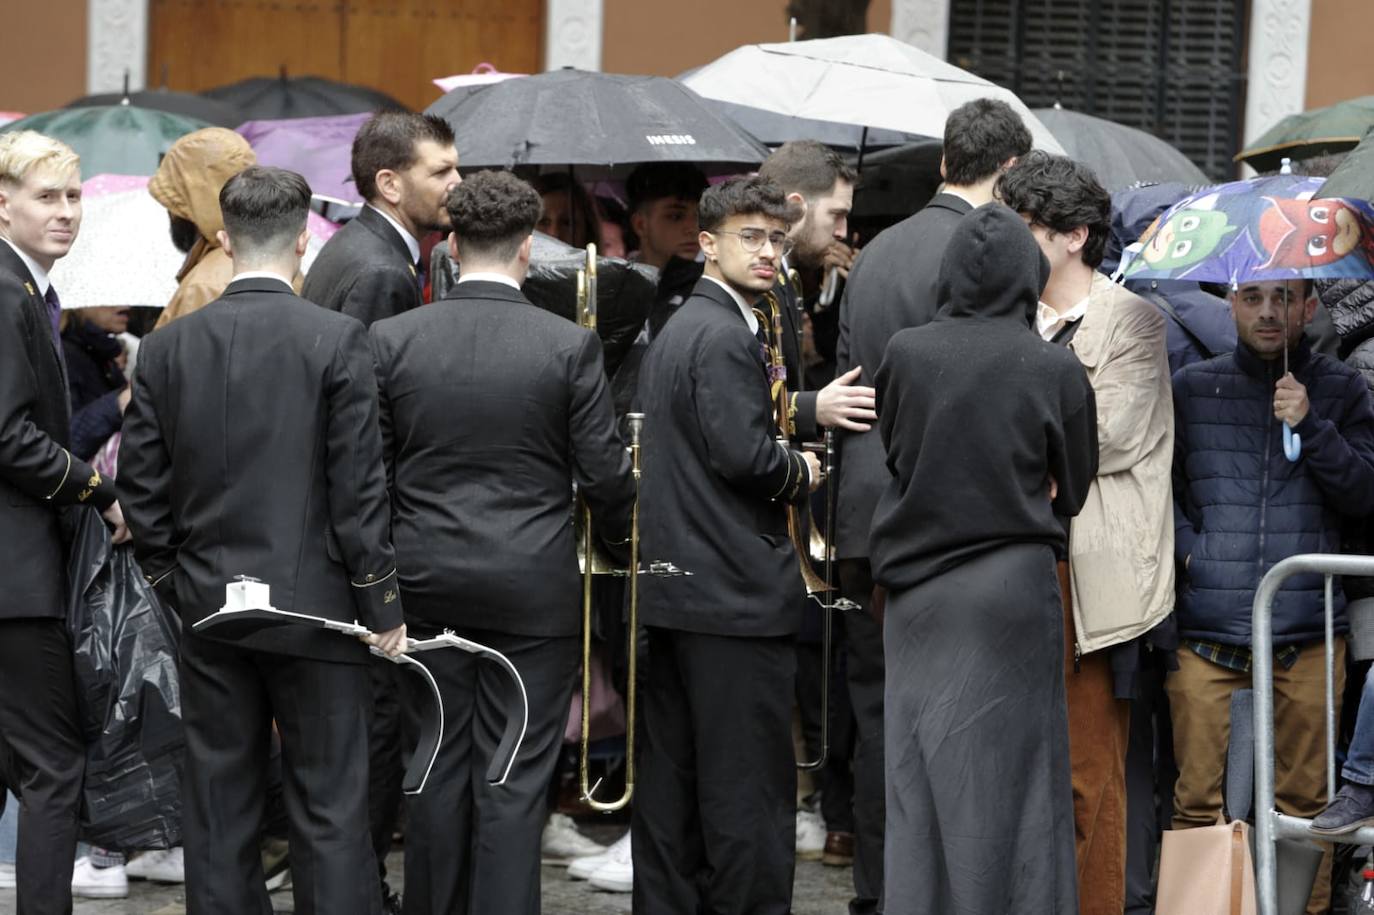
[765,295,829,596]
[762,289,858,772]
[572,243,687,811]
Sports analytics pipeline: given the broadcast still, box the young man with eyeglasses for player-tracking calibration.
[633,176,821,914]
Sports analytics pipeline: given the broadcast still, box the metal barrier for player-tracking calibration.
[1253,553,1374,915]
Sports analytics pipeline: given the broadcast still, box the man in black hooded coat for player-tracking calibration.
[870,203,1098,915]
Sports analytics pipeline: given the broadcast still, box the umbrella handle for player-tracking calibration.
[1283,422,1302,462]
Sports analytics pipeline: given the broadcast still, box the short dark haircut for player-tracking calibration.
[351,111,455,202]
[698,176,796,232]
[219,165,310,256]
[942,98,1033,187]
[757,140,858,200]
[626,162,708,213]
[997,151,1112,269]
[446,170,542,263]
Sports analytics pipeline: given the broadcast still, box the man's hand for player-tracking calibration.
[1048,475,1058,501]
[803,450,823,493]
[366,622,408,658]
[815,366,877,432]
[117,385,132,413]
[1274,373,1310,427]
[102,500,131,544]
[822,239,857,280]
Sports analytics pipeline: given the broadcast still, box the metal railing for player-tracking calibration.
[1253,554,1374,915]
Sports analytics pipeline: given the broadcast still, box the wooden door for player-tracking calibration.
[148,0,544,112]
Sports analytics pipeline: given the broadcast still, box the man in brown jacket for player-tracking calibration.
[1000,152,1175,915]
[148,127,271,328]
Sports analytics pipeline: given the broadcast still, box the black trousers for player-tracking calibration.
[179,632,380,915]
[0,618,85,915]
[838,559,885,915]
[632,627,797,915]
[367,655,404,883]
[400,627,578,915]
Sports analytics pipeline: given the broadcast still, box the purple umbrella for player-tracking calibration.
[237,112,369,206]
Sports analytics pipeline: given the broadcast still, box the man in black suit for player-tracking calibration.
[369,170,634,915]
[303,111,460,328]
[301,111,459,907]
[633,177,821,915]
[831,97,1032,915]
[0,130,129,915]
[119,166,408,915]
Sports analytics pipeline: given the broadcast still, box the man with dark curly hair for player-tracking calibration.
[998,151,1174,915]
[368,169,634,915]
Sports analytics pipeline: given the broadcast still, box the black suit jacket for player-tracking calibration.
[301,205,422,328]
[834,193,973,559]
[0,243,116,620]
[370,279,634,636]
[637,278,810,637]
[118,278,402,662]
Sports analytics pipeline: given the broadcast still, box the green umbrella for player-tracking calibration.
[1316,127,1374,201]
[1237,95,1374,172]
[0,105,212,176]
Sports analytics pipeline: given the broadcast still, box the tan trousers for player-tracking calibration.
[1166,639,1345,915]
[1061,564,1131,915]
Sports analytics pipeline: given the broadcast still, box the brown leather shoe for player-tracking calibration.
[822,831,854,867]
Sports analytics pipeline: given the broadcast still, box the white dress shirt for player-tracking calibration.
[1036,295,1089,341]
[702,274,759,334]
[0,237,50,296]
[457,271,521,291]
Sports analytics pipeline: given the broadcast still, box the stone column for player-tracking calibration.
[1244,0,1312,144]
[87,0,149,94]
[545,0,604,72]
[890,0,949,60]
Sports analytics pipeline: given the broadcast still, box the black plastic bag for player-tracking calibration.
[66,507,184,850]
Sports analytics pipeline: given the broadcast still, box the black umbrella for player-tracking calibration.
[1316,127,1374,201]
[848,138,946,221]
[1032,106,1209,191]
[425,69,768,174]
[66,89,246,129]
[202,73,406,121]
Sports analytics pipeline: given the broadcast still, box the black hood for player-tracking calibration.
[936,203,1051,328]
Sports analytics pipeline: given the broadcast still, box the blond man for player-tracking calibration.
[0,130,128,915]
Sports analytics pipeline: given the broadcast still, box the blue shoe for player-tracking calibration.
[1310,782,1374,836]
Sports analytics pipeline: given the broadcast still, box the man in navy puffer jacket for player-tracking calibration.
[1170,277,1374,914]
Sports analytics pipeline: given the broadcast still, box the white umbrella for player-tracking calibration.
[51,174,336,308]
[681,34,1063,153]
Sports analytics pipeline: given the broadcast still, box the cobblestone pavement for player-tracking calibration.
[0,827,855,914]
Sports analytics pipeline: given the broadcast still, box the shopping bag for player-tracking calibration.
[1157,817,1258,915]
[67,507,185,850]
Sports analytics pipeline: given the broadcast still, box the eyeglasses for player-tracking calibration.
[714,228,793,259]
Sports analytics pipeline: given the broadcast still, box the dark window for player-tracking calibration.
[947,0,1247,181]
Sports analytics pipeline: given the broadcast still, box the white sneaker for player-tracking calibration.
[569,829,629,880]
[0,862,14,890]
[71,856,129,899]
[126,847,184,883]
[587,830,633,893]
[796,809,825,861]
[541,812,608,866]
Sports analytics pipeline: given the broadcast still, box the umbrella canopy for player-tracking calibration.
[1237,96,1374,172]
[238,112,369,205]
[50,174,337,309]
[65,89,246,129]
[425,69,769,173]
[1316,128,1374,201]
[1120,175,1374,284]
[846,138,945,219]
[681,34,1062,153]
[203,74,405,121]
[1032,107,1208,191]
[0,106,212,177]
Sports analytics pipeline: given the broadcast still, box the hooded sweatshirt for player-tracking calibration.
[870,204,1099,591]
[147,128,260,329]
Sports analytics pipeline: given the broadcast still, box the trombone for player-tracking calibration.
[573,243,685,811]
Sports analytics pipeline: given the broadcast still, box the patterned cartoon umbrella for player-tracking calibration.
[1121,175,1374,285]
[1121,174,1374,461]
